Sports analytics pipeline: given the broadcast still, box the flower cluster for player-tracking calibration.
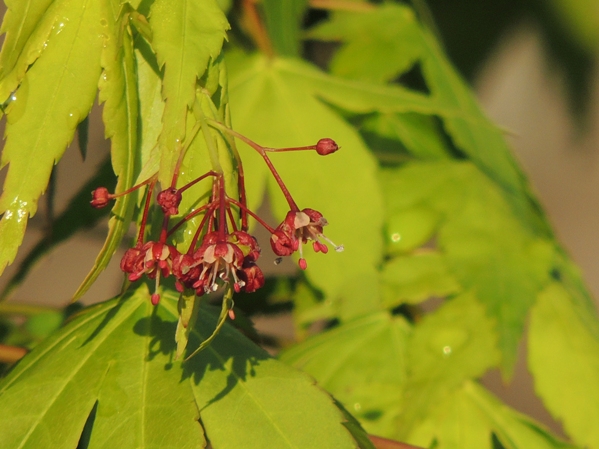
[91,132,342,311]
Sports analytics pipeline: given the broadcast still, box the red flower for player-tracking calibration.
[172,252,202,293]
[237,258,265,293]
[188,232,250,295]
[120,241,177,282]
[270,208,343,269]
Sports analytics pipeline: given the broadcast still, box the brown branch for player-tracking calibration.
[241,0,274,57]
[369,434,425,449]
[0,344,28,364]
[309,0,376,12]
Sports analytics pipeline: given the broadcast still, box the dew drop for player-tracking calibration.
[100,18,108,27]
[66,110,80,128]
[274,257,283,265]
[55,22,66,35]
[428,329,468,358]
[353,403,362,411]
[391,232,401,242]
[5,79,29,124]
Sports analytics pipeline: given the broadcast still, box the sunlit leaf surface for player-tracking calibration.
[408,381,578,449]
[0,286,366,448]
[0,0,105,275]
[529,283,599,448]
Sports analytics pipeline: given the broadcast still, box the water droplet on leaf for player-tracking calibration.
[5,78,29,124]
[67,110,80,128]
[428,328,468,357]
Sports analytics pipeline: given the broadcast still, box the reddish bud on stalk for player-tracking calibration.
[157,187,182,215]
[90,187,112,208]
[315,138,339,156]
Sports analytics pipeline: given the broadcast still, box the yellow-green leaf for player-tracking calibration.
[74,3,139,300]
[0,0,104,275]
[149,0,229,185]
[381,252,461,308]
[0,0,55,101]
[529,282,599,448]
[408,381,577,449]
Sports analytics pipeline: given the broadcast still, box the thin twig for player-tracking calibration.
[309,0,376,12]
[369,434,425,449]
[0,344,28,364]
[242,0,274,57]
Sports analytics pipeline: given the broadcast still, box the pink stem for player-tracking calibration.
[111,175,155,199]
[136,179,157,246]
[261,153,299,211]
[263,145,316,152]
[188,204,217,253]
[167,202,215,237]
[236,158,249,231]
[227,197,277,233]
[217,175,228,240]
[226,206,239,232]
[177,170,219,194]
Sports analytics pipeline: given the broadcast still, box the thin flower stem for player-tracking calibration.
[159,214,170,243]
[226,206,239,233]
[206,119,299,211]
[188,203,217,252]
[137,178,157,246]
[207,119,264,153]
[167,202,215,237]
[263,145,316,152]
[177,170,218,195]
[227,197,276,233]
[206,116,250,231]
[237,155,249,231]
[217,175,228,240]
[111,175,155,199]
[261,153,299,210]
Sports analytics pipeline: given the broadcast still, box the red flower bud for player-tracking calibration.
[157,187,182,215]
[90,187,112,208]
[315,138,339,156]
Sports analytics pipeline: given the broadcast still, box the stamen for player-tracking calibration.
[320,234,344,252]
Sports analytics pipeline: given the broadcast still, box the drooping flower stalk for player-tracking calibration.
[91,118,341,306]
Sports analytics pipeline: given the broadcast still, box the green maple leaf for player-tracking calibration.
[149,0,229,186]
[0,286,369,448]
[0,0,105,276]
